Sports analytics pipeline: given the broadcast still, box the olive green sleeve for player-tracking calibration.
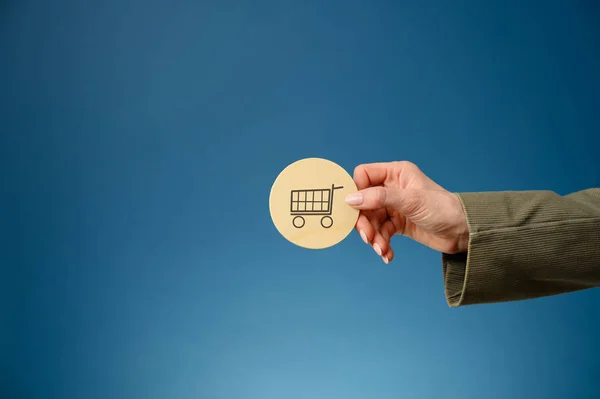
[442,188,600,307]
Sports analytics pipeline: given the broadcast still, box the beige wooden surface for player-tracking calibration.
[269,158,359,249]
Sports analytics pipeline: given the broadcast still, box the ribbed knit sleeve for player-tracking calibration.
[442,188,600,307]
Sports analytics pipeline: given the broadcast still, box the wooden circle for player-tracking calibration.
[269,158,359,249]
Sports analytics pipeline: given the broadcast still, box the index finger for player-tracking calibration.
[353,163,391,190]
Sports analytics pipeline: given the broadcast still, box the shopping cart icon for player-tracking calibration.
[290,184,344,229]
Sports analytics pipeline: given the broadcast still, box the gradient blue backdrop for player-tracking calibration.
[2,1,600,398]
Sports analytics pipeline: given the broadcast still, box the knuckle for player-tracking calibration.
[353,164,365,178]
[374,186,388,207]
[395,160,418,170]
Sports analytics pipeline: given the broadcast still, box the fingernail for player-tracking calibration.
[345,192,363,206]
[383,255,389,264]
[373,243,382,256]
[359,230,368,244]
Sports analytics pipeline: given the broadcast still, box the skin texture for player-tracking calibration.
[344,161,469,264]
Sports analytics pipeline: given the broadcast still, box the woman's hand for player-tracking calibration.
[345,161,469,263]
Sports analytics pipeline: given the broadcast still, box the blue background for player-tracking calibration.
[2,1,600,398]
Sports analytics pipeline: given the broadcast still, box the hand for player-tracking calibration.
[344,161,469,263]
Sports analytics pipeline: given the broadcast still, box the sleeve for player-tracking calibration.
[442,188,600,307]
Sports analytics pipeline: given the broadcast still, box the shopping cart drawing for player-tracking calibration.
[290,184,344,229]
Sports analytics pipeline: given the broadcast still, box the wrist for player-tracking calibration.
[453,193,470,253]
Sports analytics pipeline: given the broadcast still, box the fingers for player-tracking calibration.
[356,213,375,244]
[346,187,425,218]
[353,163,390,190]
[351,186,390,209]
[353,161,424,190]
[355,211,397,264]
[370,219,395,263]
[379,220,397,262]
[353,161,445,192]
[355,210,385,246]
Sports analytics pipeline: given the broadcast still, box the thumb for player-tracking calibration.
[345,187,425,216]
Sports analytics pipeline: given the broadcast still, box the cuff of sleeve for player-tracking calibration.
[442,192,597,307]
[442,251,469,307]
[441,192,521,307]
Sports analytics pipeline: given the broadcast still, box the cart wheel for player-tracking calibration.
[293,216,305,228]
[321,216,333,228]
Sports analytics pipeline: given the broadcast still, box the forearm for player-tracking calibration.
[443,188,600,307]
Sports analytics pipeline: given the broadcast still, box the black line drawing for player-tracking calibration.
[290,184,344,228]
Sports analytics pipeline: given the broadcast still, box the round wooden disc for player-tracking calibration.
[269,158,359,249]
